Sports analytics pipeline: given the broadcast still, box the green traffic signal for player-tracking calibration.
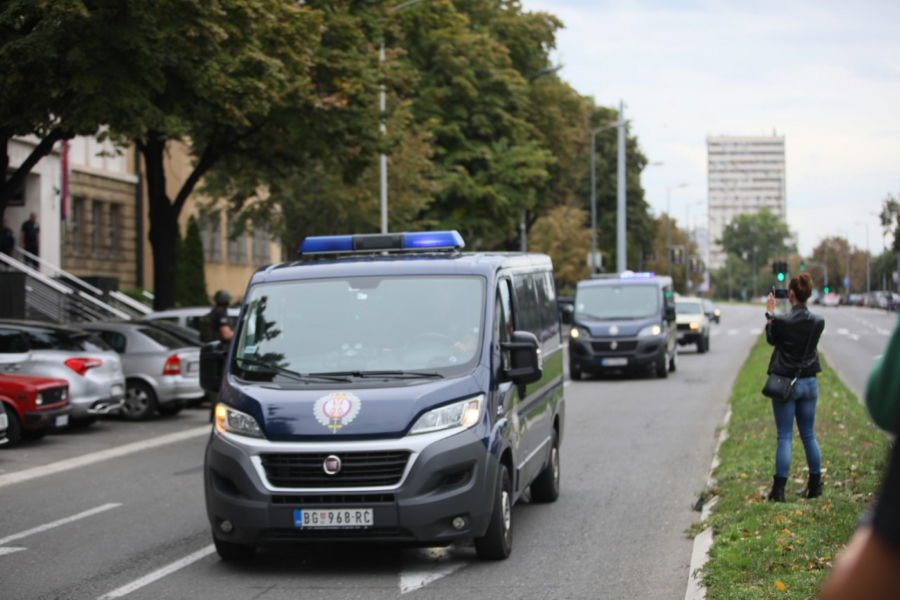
[777,272,785,282]
[824,286,830,294]
[799,262,805,271]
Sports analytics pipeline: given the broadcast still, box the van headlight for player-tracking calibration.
[570,327,589,339]
[215,404,264,439]
[637,324,662,337]
[409,395,484,435]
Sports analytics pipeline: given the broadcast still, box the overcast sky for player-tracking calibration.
[520,0,900,256]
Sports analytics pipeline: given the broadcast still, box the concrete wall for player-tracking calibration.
[6,137,62,270]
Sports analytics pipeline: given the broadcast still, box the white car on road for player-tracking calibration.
[675,297,711,353]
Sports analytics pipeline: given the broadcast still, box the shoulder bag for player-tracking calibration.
[762,317,816,402]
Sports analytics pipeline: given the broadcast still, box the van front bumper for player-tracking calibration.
[569,335,664,372]
[204,428,497,547]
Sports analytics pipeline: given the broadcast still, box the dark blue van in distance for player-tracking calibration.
[200,231,564,561]
[565,272,678,380]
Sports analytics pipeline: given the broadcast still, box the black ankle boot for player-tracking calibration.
[764,476,787,502]
[796,473,823,499]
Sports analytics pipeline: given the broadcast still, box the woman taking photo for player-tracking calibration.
[763,272,826,502]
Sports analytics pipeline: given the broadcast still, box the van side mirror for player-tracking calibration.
[560,303,574,325]
[200,341,227,394]
[665,305,676,322]
[500,331,542,385]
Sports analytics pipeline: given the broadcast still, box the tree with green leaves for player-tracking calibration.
[529,203,591,290]
[717,209,794,269]
[176,216,208,307]
[0,0,161,223]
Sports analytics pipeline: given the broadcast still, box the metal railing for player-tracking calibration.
[0,253,133,323]
[12,247,151,319]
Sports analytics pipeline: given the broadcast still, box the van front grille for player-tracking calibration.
[260,451,410,488]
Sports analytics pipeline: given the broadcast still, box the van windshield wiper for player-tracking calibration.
[234,358,351,383]
[309,370,444,380]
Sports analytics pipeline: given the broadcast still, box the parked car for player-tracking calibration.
[145,307,240,334]
[0,374,70,447]
[80,322,205,420]
[822,293,841,307]
[0,321,125,427]
[135,319,201,347]
[703,299,721,324]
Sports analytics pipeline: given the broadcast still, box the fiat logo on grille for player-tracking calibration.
[323,455,342,475]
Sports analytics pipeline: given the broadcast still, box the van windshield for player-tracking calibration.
[233,276,485,380]
[575,285,659,321]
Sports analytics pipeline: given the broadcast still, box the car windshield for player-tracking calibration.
[233,276,485,381]
[24,329,111,352]
[574,285,659,321]
[138,327,186,350]
[676,301,703,315]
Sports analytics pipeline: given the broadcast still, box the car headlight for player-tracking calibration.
[637,324,662,338]
[570,327,589,339]
[409,395,484,435]
[689,322,701,331]
[36,393,44,406]
[714,308,721,317]
[215,404,264,439]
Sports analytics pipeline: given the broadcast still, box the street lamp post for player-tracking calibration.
[616,101,626,274]
[589,120,623,272]
[856,221,871,294]
[664,183,688,276]
[379,0,430,234]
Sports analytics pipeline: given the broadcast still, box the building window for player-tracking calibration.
[72,197,85,254]
[108,204,119,257]
[5,171,24,206]
[252,224,270,265]
[203,214,221,262]
[92,201,102,255]
[226,215,247,265]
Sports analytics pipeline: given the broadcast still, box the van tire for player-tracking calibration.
[530,430,560,503]
[214,535,256,561]
[569,362,582,381]
[475,464,513,560]
[655,349,669,379]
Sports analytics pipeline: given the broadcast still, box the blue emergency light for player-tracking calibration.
[300,231,465,255]
[619,271,656,279]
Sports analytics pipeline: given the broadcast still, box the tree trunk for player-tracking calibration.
[141,135,180,311]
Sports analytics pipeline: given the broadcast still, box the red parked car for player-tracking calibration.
[0,375,71,447]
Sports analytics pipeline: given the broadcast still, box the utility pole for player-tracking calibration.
[616,100,626,273]
[589,120,623,273]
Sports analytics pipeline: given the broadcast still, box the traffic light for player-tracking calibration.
[824,286,830,294]
[688,257,703,274]
[669,246,684,266]
[799,262,805,271]
[772,260,787,282]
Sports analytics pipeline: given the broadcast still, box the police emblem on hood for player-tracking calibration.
[314,392,362,433]
[609,325,619,336]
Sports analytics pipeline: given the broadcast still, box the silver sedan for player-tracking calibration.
[80,322,205,421]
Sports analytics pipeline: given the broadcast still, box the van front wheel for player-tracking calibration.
[475,464,513,560]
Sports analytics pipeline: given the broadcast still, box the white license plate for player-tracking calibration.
[602,358,628,367]
[186,362,198,374]
[295,508,374,528]
[0,413,7,430]
[55,415,69,427]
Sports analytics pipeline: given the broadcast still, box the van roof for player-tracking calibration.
[249,252,553,286]
[576,274,674,289]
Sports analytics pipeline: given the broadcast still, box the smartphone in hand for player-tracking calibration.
[772,286,789,300]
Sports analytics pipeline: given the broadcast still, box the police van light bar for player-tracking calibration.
[300,231,465,255]
[620,271,655,279]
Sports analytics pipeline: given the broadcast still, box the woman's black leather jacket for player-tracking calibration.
[766,304,825,378]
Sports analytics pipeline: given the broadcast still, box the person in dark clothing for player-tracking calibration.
[199,290,234,344]
[20,212,39,267]
[0,218,14,256]
[762,272,826,502]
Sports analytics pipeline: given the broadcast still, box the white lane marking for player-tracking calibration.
[727,329,739,336]
[400,547,469,595]
[0,547,26,556]
[0,426,209,490]
[97,544,216,599]
[878,328,891,336]
[837,328,850,335]
[849,334,860,341]
[0,503,121,547]
[748,328,762,335]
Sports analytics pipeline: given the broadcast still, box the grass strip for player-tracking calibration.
[698,335,890,599]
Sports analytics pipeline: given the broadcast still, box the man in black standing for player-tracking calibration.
[0,218,14,256]
[20,212,39,267]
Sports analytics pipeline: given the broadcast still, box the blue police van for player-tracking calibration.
[200,231,565,561]
[564,272,678,379]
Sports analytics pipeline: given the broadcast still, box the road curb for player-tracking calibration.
[684,405,732,600]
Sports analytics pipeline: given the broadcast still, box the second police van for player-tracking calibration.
[565,272,678,379]
[200,231,564,561]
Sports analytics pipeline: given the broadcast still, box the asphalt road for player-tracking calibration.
[813,305,898,403]
[0,304,764,600]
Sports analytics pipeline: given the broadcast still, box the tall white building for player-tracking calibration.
[707,135,786,269]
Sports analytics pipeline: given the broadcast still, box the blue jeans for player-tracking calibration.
[771,377,821,478]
